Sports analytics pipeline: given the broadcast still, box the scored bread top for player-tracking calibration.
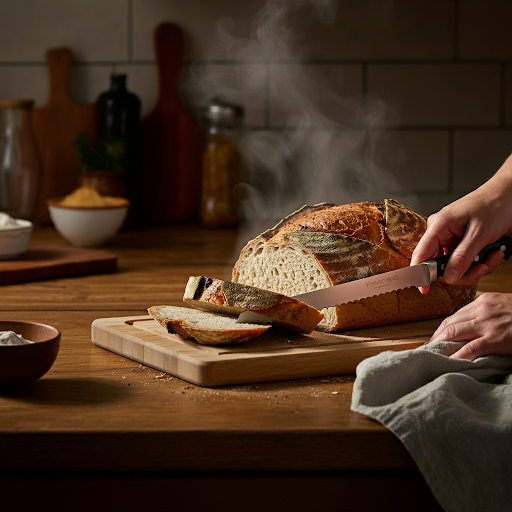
[285,231,409,285]
[262,202,386,247]
[233,200,414,289]
[383,198,427,259]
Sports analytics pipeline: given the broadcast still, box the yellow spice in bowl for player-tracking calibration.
[60,187,128,207]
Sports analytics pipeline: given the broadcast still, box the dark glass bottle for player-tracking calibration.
[96,74,141,219]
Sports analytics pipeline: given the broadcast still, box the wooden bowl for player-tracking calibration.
[0,321,61,388]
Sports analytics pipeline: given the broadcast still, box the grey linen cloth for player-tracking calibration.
[351,341,512,512]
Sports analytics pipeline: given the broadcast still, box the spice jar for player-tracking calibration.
[200,100,244,227]
[0,100,41,220]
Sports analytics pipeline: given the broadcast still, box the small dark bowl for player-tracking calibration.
[0,321,61,389]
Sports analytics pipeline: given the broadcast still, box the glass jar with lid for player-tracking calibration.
[200,99,244,227]
[0,99,41,220]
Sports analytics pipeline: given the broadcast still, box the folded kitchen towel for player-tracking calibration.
[351,341,512,512]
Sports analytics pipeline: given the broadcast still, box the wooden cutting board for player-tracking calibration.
[91,315,443,387]
[141,23,202,223]
[32,48,96,223]
[0,244,116,285]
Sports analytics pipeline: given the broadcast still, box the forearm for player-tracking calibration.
[473,152,512,223]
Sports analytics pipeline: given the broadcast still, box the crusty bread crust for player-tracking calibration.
[183,276,323,334]
[383,198,427,259]
[232,199,477,331]
[148,305,271,345]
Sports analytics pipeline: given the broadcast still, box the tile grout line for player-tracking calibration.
[128,0,134,63]
[453,0,460,61]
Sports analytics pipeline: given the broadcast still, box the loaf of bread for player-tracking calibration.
[232,199,477,331]
[148,305,271,345]
[183,276,323,334]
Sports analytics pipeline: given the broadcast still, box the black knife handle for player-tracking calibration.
[434,235,512,279]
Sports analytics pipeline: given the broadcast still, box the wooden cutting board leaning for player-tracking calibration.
[91,315,442,387]
[32,47,96,223]
[141,23,202,223]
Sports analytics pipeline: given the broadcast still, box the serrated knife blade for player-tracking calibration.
[293,262,434,310]
[237,235,512,324]
[295,235,512,310]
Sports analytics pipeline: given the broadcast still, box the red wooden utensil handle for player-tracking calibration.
[154,23,183,110]
[46,48,73,105]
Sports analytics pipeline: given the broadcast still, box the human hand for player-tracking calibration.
[411,171,512,293]
[428,292,512,360]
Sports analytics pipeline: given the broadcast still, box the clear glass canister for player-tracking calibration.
[200,100,244,227]
[0,99,41,220]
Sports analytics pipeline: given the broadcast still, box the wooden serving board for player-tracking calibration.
[0,244,116,284]
[33,47,96,224]
[91,315,443,387]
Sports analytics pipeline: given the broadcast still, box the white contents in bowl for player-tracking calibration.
[0,212,23,230]
[0,330,34,346]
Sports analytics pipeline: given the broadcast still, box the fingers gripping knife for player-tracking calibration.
[238,236,512,323]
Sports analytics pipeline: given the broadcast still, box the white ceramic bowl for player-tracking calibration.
[0,219,33,259]
[47,198,129,247]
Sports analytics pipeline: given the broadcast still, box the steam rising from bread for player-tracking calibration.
[186,0,417,250]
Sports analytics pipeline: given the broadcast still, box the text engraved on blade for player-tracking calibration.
[366,274,399,290]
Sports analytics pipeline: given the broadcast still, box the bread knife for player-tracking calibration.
[237,235,512,323]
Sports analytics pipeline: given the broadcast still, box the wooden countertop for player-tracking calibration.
[1,224,510,510]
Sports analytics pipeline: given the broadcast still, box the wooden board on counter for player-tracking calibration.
[33,47,96,223]
[92,315,442,387]
[141,23,201,223]
[0,244,116,284]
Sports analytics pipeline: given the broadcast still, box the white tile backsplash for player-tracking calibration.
[415,193,465,217]
[459,0,512,59]
[132,0,262,61]
[0,65,48,106]
[0,0,128,62]
[181,62,268,127]
[269,64,364,128]
[370,130,450,192]
[368,64,501,127]
[0,0,510,213]
[296,0,455,60]
[453,130,512,193]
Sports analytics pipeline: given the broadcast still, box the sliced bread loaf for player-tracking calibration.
[183,276,323,334]
[232,199,477,332]
[148,305,271,345]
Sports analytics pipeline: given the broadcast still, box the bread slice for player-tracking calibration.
[232,199,477,332]
[183,276,323,334]
[148,305,271,345]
